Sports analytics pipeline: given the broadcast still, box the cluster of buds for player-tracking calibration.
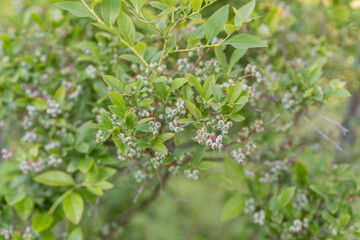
[169,163,181,175]
[184,169,199,181]
[231,149,246,164]
[134,169,147,183]
[244,169,255,178]
[148,120,161,136]
[194,127,224,151]
[0,229,12,240]
[264,160,288,179]
[26,105,36,117]
[149,62,166,72]
[251,119,264,133]
[21,226,32,239]
[245,63,263,83]
[47,155,63,167]
[281,87,302,113]
[46,99,62,117]
[231,142,257,164]
[259,172,270,183]
[243,83,255,97]
[219,78,235,88]
[95,130,104,143]
[206,119,233,136]
[85,64,97,79]
[244,198,256,213]
[19,160,44,174]
[1,149,13,160]
[168,119,185,133]
[44,142,58,151]
[293,193,308,210]
[195,58,222,78]
[176,58,193,73]
[150,152,166,169]
[22,131,37,143]
[289,218,308,233]
[289,219,302,233]
[253,210,265,225]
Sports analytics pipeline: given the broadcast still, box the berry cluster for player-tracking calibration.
[194,127,224,151]
[253,210,265,225]
[184,169,199,181]
[148,120,161,136]
[46,99,62,117]
[244,198,255,214]
[1,148,13,160]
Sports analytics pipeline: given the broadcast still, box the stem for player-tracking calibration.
[158,16,183,66]
[122,40,149,67]
[80,0,105,25]
[48,184,86,214]
[174,34,231,53]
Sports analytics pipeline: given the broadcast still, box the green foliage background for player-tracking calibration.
[0,0,359,239]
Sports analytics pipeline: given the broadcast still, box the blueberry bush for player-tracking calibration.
[0,0,359,239]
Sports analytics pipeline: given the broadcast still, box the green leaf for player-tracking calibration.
[109,105,125,118]
[192,146,206,164]
[169,78,187,92]
[156,133,175,143]
[54,85,66,103]
[5,189,26,206]
[118,12,136,46]
[101,111,113,129]
[154,76,167,100]
[221,195,245,222]
[205,5,229,43]
[229,49,247,68]
[76,142,89,153]
[161,0,176,7]
[34,170,75,187]
[63,192,84,225]
[186,73,203,96]
[153,143,168,155]
[228,82,243,103]
[134,42,147,57]
[54,1,96,20]
[214,46,229,71]
[229,114,245,122]
[101,0,121,26]
[136,117,154,126]
[197,161,217,170]
[295,162,308,186]
[125,111,136,129]
[276,187,296,210]
[130,0,146,11]
[32,212,53,232]
[186,100,200,119]
[203,75,216,101]
[234,0,255,25]
[190,0,202,11]
[222,34,267,49]
[338,214,350,228]
[14,197,34,221]
[103,75,125,92]
[68,227,83,240]
[108,92,125,108]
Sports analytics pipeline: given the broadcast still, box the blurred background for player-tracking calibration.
[0,0,359,239]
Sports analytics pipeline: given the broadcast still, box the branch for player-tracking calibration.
[114,170,171,225]
[302,115,350,157]
[308,111,348,135]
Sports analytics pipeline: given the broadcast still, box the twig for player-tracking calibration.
[308,112,348,135]
[303,115,350,156]
[132,180,147,204]
[264,114,281,126]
